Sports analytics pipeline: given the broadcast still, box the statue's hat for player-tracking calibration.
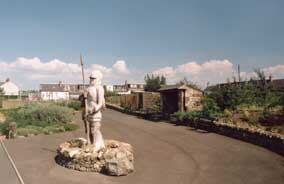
[89,70,103,80]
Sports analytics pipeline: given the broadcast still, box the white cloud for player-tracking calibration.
[0,57,132,89]
[1,57,283,90]
[151,60,284,88]
[112,60,130,74]
[151,60,234,87]
[263,65,284,79]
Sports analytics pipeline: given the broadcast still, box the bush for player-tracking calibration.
[173,111,187,122]
[4,104,73,128]
[0,103,79,137]
[17,127,42,137]
[185,111,201,122]
[173,111,201,124]
[223,109,233,118]
[201,97,221,120]
[67,100,81,111]
[64,124,79,131]
[241,110,250,122]
[0,122,9,136]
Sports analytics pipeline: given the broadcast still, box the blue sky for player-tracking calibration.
[0,0,283,89]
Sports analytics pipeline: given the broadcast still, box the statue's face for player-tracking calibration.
[89,77,100,86]
[89,70,103,86]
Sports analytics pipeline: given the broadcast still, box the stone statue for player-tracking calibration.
[83,70,105,151]
[56,70,134,176]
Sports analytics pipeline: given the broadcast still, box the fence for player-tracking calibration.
[0,99,28,109]
[106,92,161,112]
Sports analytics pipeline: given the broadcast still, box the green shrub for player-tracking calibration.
[201,97,221,120]
[173,111,201,123]
[17,127,42,137]
[241,110,250,122]
[67,101,81,111]
[64,124,79,131]
[223,109,233,118]
[185,111,201,122]
[4,104,73,127]
[173,111,187,122]
[0,103,78,137]
[0,122,9,136]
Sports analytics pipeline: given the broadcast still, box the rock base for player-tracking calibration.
[56,138,134,176]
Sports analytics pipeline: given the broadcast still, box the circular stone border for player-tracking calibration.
[55,138,134,176]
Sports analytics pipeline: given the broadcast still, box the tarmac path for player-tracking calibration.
[0,140,21,184]
[2,109,284,184]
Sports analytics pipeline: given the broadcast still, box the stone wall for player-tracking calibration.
[106,92,161,112]
[185,89,203,111]
[141,92,160,111]
[120,94,137,110]
[106,96,121,106]
[1,99,27,109]
[188,119,284,156]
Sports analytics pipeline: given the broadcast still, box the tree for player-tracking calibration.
[144,74,166,92]
[176,77,202,91]
[0,87,4,108]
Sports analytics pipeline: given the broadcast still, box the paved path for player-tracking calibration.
[2,109,284,184]
[0,141,20,184]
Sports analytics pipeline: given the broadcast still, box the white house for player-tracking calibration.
[0,78,20,96]
[40,82,69,101]
[39,82,88,101]
[110,81,145,95]
[103,85,114,92]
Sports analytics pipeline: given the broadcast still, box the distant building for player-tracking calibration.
[68,84,87,99]
[28,92,40,101]
[40,82,69,101]
[40,81,88,101]
[107,81,145,95]
[0,78,20,96]
[158,84,203,114]
[104,85,114,92]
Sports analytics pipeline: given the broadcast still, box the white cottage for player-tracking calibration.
[40,82,69,101]
[39,82,88,101]
[0,78,20,96]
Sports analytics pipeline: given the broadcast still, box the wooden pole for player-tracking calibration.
[80,54,90,144]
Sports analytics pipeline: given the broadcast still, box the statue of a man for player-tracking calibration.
[84,70,105,151]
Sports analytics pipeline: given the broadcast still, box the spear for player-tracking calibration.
[80,54,90,144]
